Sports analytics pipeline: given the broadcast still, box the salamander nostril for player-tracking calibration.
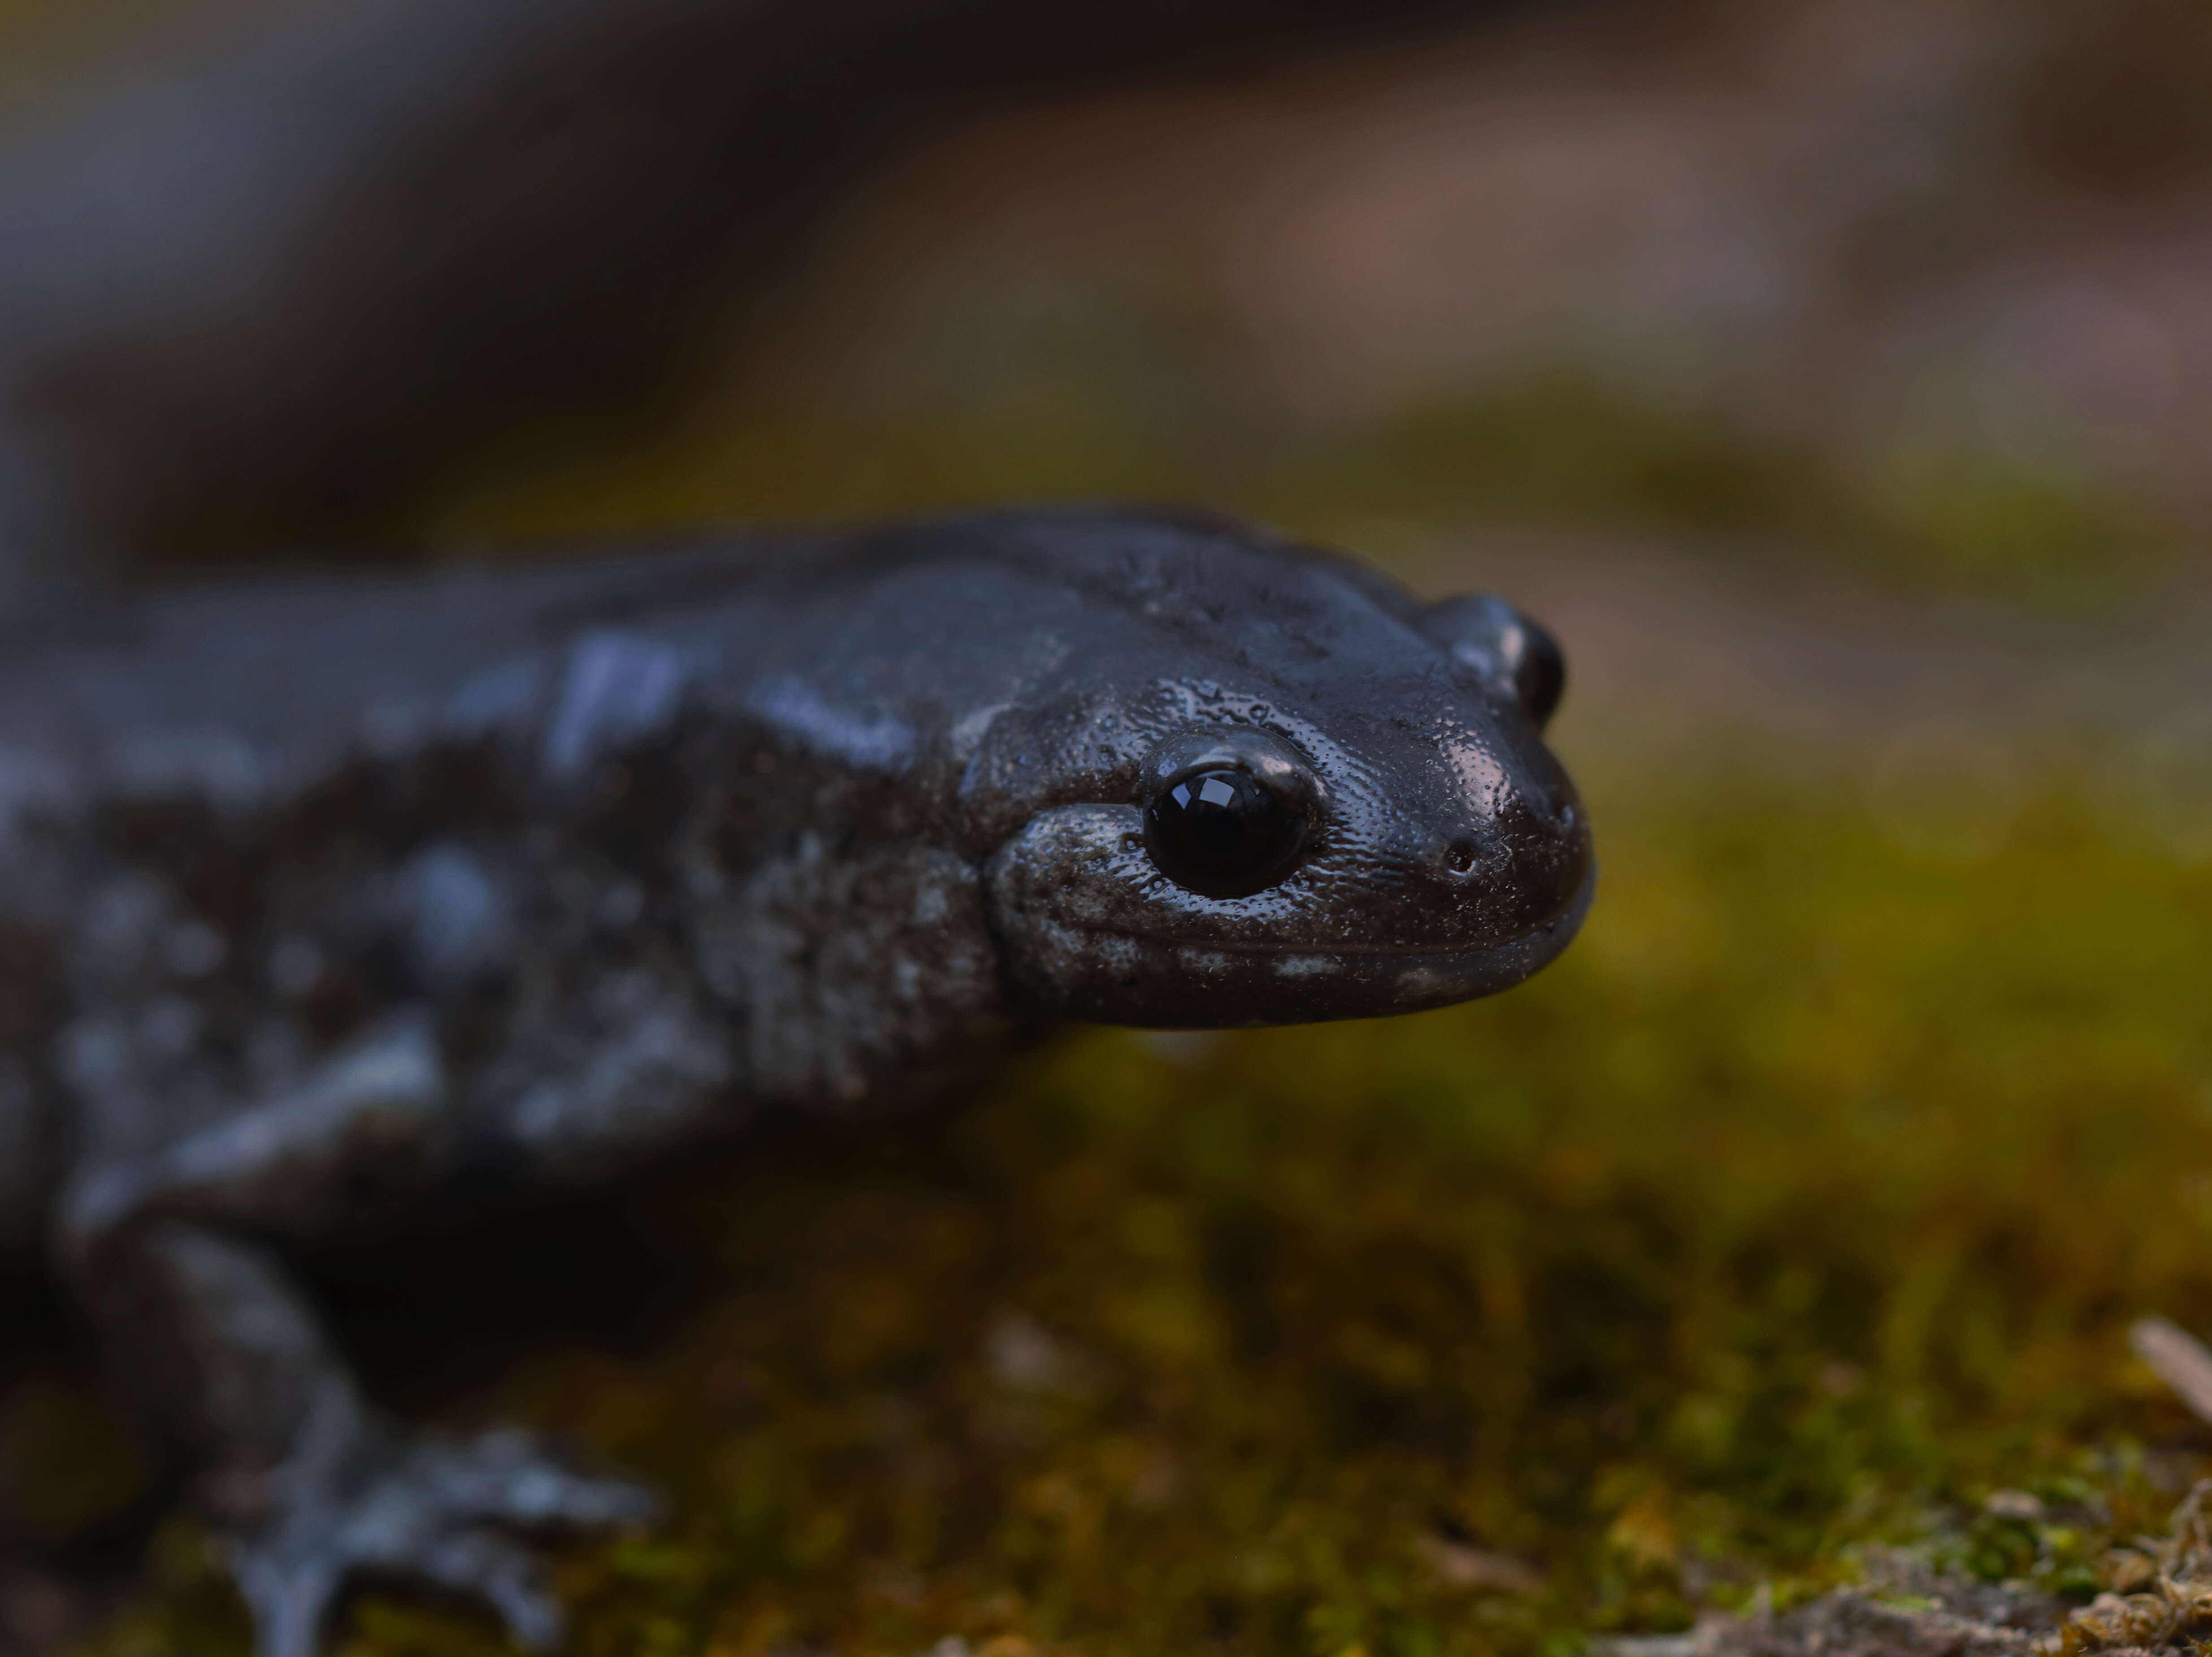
[1444,840,1479,876]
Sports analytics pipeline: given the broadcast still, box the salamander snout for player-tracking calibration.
[1454,783,1591,939]
[1382,753,1589,967]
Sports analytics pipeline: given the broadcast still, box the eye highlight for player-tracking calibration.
[1137,727,1322,898]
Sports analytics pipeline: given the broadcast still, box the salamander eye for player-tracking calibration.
[1509,617,1564,725]
[1138,727,1322,899]
[1418,594,1568,728]
[1146,768,1306,897]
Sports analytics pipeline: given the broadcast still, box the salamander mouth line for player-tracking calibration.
[1059,930,1562,959]
[1040,864,1598,960]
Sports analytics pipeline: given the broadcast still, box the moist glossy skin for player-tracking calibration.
[0,507,1590,1657]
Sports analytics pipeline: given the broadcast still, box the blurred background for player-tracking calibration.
[4,0,2212,1653]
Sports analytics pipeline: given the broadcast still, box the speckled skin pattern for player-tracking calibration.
[0,508,1591,1655]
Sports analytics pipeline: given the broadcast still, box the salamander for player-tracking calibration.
[0,506,1592,1655]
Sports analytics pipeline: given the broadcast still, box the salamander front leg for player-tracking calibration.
[55,1020,657,1657]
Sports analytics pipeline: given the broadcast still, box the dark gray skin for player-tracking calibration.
[0,507,1591,1656]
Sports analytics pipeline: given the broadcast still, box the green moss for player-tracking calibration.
[1262,373,2170,611]
[0,1356,147,1541]
[1870,447,2160,609]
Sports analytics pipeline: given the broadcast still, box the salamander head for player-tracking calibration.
[970,513,1593,1028]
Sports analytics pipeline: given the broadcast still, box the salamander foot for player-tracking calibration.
[219,1411,658,1657]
